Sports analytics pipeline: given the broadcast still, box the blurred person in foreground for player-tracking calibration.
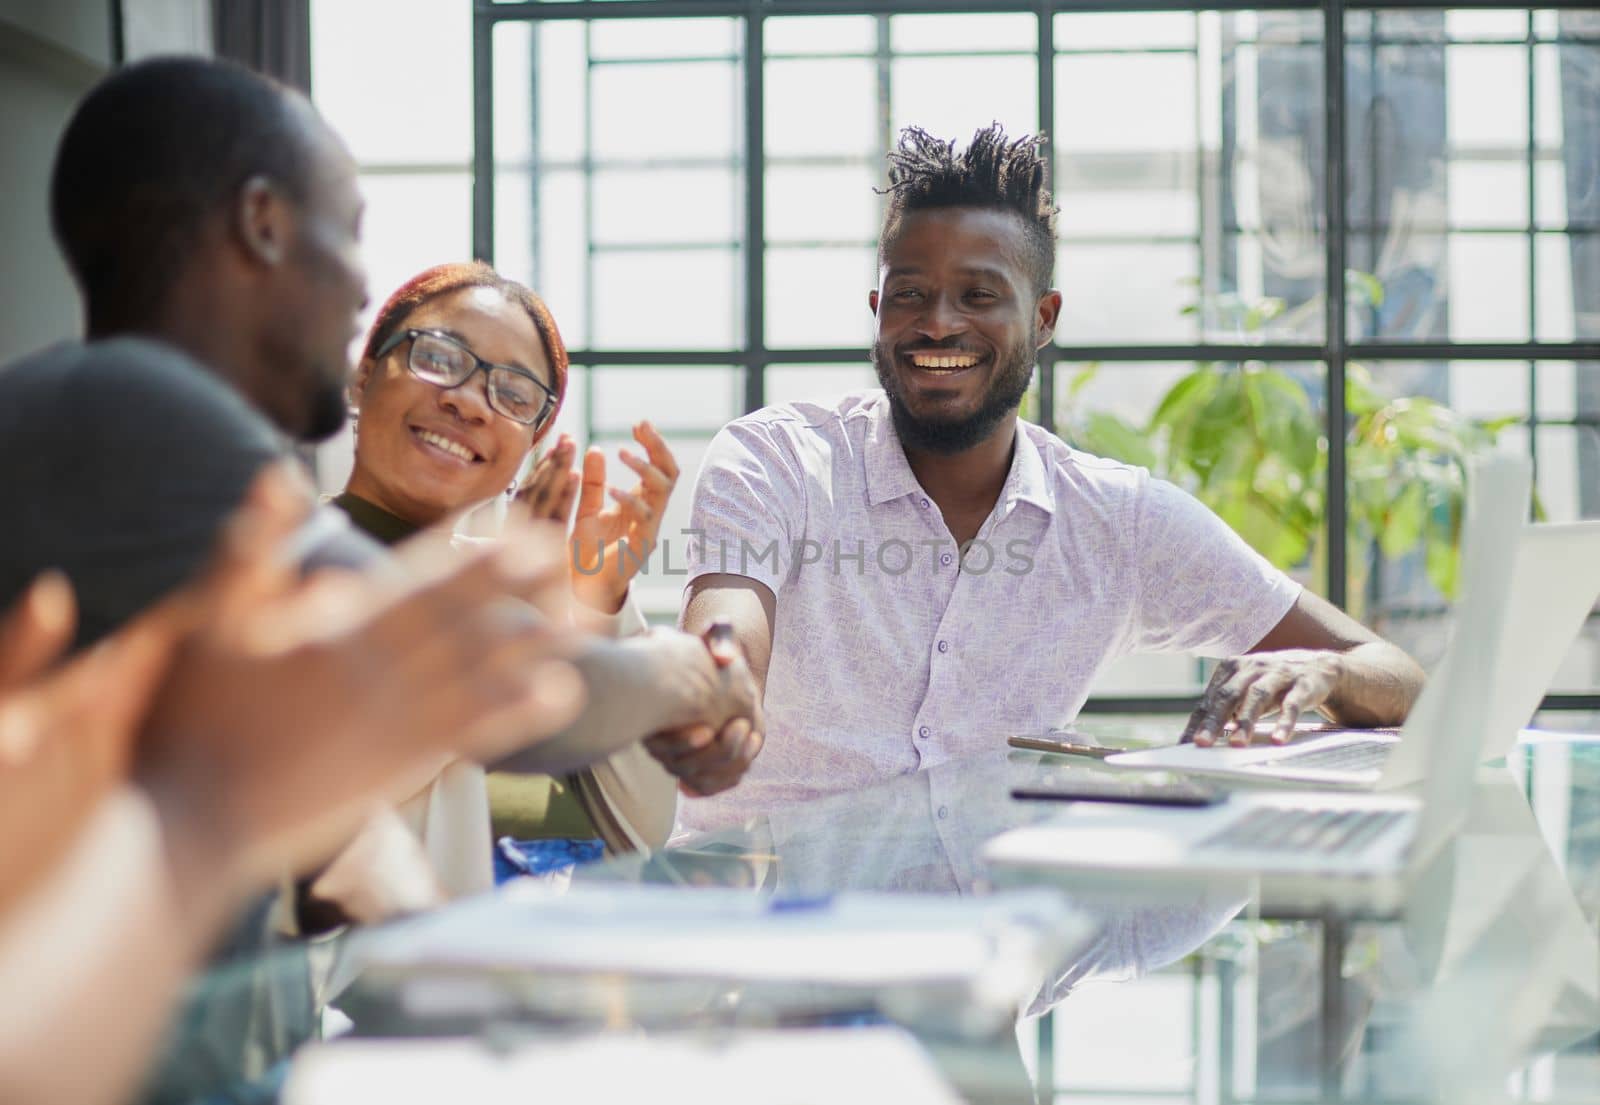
[0,465,586,1105]
[678,124,1424,830]
[0,57,761,904]
[334,261,745,878]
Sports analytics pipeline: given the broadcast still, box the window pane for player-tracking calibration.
[765,364,878,408]
[1056,243,1200,344]
[536,171,589,349]
[359,173,472,318]
[589,17,738,60]
[766,16,874,56]
[312,0,470,165]
[1054,162,1197,240]
[766,246,875,349]
[890,54,1037,140]
[1445,9,1529,43]
[494,170,535,295]
[592,61,740,161]
[1448,46,1528,150]
[1446,160,1527,229]
[494,21,533,166]
[1448,233,1532,340]
[548,365,588,444]
[1056,12,1195,51]
[1055,53,1197,155]
[1537,231,1580,341]
[1056,13,1325,344]
[891,13,1034,53]
[590,250,740,349]
[1440,359,1529,418]
[1054,51,1200,244]
[590,367,741,434]
[764,58,878,159]
[535,21,587,164]
[592,169,738,246]
[1346,18,1599,347]
[766,166,879,244]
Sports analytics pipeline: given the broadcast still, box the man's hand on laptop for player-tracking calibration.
[1181,649,1343,748]
[644,623,764,797]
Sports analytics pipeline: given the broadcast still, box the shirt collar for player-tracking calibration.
[1002,424,1057,517]
[863,394,1057,517]
[864,395,924,507]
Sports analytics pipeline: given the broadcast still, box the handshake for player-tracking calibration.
[0,461,761,918]
[636,623,765,799]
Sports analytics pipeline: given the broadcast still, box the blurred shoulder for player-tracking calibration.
[0,337,276,447]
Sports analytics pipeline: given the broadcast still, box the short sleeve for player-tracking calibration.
[1127,475,1302,657]
[683,417,808,596]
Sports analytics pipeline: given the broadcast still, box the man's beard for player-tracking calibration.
[301,371,349,442]
[871,338,1035,455]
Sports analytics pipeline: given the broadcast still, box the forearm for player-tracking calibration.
[492,634,696,776]
[0,788,240,1105]
[1323,640,1426,727]
[679,575,776,696]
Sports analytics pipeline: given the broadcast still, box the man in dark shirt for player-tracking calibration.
[0,55,761,793]
[1,56,366,644]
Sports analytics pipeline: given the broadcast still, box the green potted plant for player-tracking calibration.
[1051,276,1518,614]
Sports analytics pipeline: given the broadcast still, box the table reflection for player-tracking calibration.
[601,750,1248,1013]
[139,736,1600,1105]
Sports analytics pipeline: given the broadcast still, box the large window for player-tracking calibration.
[313,2,1600,709]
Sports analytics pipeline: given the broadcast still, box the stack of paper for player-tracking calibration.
[356,882,1083,985]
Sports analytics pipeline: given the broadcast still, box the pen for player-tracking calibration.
[768,895,832,913]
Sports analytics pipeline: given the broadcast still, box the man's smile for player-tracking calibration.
[901,348,986,381]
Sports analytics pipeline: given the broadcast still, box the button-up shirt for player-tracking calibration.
[681,390,1300,830]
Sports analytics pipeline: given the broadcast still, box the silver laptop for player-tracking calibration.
[1103,476,1600,791]
[983,455,1572,913]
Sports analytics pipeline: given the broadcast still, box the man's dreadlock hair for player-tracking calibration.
[878,123,1058,296]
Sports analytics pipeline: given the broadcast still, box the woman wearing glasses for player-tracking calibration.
[331,262,682,897]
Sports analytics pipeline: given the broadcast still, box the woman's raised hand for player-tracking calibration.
[569,421,681,615]
[512,433,581,527]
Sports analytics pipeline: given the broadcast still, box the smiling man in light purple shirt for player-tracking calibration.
[675,125,1424,830]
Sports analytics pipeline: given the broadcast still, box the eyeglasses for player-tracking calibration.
[374,328,558,428]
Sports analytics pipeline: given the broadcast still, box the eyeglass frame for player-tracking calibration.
[372,327,559,429]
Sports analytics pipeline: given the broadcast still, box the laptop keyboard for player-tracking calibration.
[1196,807,1408,855]
[1243,740,1391,774]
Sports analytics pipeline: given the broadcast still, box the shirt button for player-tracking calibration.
[937,640,949,654]
[920,498,931,508]
[918,726,930,739]
[940,553,953,566]
[937,806,949,820]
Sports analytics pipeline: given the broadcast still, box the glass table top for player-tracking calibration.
[147,725,1600,1104]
